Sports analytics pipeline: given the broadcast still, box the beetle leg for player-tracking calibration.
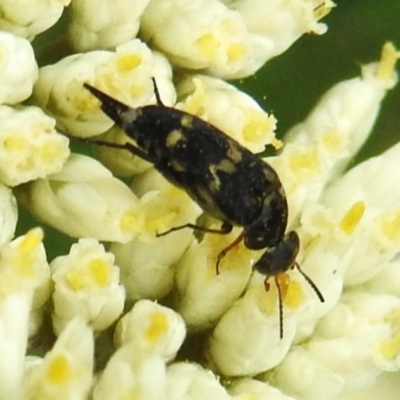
[215,232,244,274]
[60,130,155,164]
[157,221,232,237]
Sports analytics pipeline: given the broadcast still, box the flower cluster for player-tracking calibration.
[0,1,399,400]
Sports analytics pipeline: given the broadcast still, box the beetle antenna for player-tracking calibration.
[264,276,284,339]
[274,276,284,339]
[151,78,165,106]
[294,263,325,303]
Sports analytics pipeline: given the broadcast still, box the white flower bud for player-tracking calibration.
[33,39,174,137]
[176,75,279,153]
[173,227,252,332]
[111,168,201,300]
[227,0,334,57]
[0,228,50,400]
[272,291,400,399]
[16,154,140,243]
[0,184,17,247]
[166,362,232,400]
[68,0,149,51]
[0,227,49,299]
[114,300,186,362]
[208,251,329,375]
[271,42,399,223]
[0,0,70,40]
[0,105,70,187]
[23,319,94,400]
[319,141,400,286]
[229,378,297,400]
[51,238,125,334]
[0,31,38,104]
[93,344,166,400]
[208,272,299,376]
[2,228,51,338]
[141,0,258,78]
[111,230,194,301]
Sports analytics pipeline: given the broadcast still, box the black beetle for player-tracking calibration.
[83,79,324,337]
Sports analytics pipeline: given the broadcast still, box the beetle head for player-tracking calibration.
[253,231,300,276]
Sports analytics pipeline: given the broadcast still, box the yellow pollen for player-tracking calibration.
[89,258,110,287]
[129,83,146,97]
[4,135,26,151]
[379,332,400,359]
[183,78,206,116]
[196,33,219,58]
[281,276,303,309]
[19,228,43,253]
[120,210,139,232]
[242,113,274,143]
[46,354,71,384]
[339,201,365,235]
[290,150,319,171]
[116,54,142,72]
[39,143,62,160]
[226,43,245,61]
[145,213,176,233]
[81,90,101,112]
[145,312,169,343]
[322,131,344,152]
[376,42,400,81]
[11,229,43,278]
[66,271,87,291]
[380,210,400,241]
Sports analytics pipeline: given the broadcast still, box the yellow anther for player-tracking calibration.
[145,312,169,343]
[4,135,26,151]
[379,209,400,241]
[116,54,142,72]
[19,228,43,253]
[379,332,400,360]
[278,274,303,309]
[290,149,320,171]
[196,34,218,58]
[182,78,206,116]
[376,42,400,81]
[89,258,110,287]
[46,354,71,384]
[226,43,245,61]
[120,209,140,232]
[242,112,275,143]
[322,131,344,152]
[39,143,62,160]
[66,270,87,291]
[340,201,365,235]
